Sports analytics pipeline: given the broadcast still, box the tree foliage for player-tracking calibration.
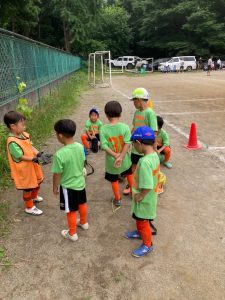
[1,0,225,58]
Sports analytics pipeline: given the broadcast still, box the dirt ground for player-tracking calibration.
[0,71,225,300]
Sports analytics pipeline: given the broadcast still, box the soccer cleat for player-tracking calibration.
[61,230,78,241]
[164,161,172,169]
[32,195,43,203]
[123,185,131,195]
[124,230,141,239]
[25,206,43,216]
[132,244,154,258]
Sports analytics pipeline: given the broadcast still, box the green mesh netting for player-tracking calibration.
[0,29,81,105]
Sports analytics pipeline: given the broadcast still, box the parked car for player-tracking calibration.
[109,56,142,69]
[152,58,170,71]
[159,56,197,72]
[136,58,153,71]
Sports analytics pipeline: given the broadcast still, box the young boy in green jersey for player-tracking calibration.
[157,116,172,169]
[52,119,88,242]
[81,108,102,153]
[100,101,133,206]
[123,87,158,196]
[124,126,160,257]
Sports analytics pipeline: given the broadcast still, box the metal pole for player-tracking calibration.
[109,51,112,86]
[101,54,104,83]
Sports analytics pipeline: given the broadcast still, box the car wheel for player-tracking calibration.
[127,63,133,69]
[186,66,192,71]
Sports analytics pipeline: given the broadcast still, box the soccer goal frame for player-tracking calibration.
[88,51,112,87]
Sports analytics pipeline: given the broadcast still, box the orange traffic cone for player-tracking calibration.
[184,123,202,150]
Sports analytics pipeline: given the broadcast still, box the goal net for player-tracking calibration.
[88,51,112,87]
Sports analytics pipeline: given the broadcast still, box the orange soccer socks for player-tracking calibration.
[66,211,77,236]
[163,146,171,162]
[81,134,90,149]
[31,186,40,199]
[111,181,121,202]
[78,203,88,225]
[23,191,34,209]
[136,220,152,247]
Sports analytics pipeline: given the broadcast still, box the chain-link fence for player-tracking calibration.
[0,28,81,106]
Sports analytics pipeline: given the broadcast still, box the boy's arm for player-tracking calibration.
[134,188,151,202]
[53,173,61,195]
[114,143,130,168]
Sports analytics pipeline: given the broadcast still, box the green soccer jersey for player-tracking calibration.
[157,128,170,147]
[85,119,102,134]
[8,133,26,162]
[131,152,160,220]
[51,142,85,190]
[100,122,132,175]
[132,108,158,154]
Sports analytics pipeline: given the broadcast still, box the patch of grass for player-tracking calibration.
[0,246,11,268]
[27,69,89,149]
[114,271,126,283]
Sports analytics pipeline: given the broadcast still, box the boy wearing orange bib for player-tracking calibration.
[4,111,44,215]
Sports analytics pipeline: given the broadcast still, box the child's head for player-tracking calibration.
[157,116,164,130]
[89,108,99,123]
[104,101,122,119]
[4,111,25,134]
[130,126,155,154]
[54,119,76,143]
[130,87,149,109]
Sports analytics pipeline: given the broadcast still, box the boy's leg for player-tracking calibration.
[163,146,171,162]
[31,186,39,199]
[23,191,33,209]
[123,174,133,195]
[111,181,121,202]
[136,220,152,247]
[66,211,77,235]
[81,134,90,149]
[78,203,87,225]
[23,190,43,215]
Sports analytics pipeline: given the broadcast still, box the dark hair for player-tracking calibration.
[104,101,122,118]
[139,139,155,145]
[4,111,25,128]
[157,115,164,129]
[54,119,76,138]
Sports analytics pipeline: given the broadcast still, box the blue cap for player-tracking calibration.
[89,107,99,116]
[131,126,155,141]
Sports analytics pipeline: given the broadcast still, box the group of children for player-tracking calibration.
[4,87,172,258]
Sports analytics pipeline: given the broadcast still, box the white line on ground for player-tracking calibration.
[161,110,225,115]
[154,97,225,103]
[112,86,225,165]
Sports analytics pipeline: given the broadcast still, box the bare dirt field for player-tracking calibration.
[0,71,225,300]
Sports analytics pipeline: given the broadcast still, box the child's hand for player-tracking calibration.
[53,186,59,195]
[114,155,122,168]
[134,193,143,203]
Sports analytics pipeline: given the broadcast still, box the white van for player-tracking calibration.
[159,56,196,71]
[110,56,142,69]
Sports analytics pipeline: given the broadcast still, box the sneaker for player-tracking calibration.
[32,195,43,203]
[113,199,122,206]
[124,230,141,239]
[132,244,154,258]
[25,206,43,215]
[164,161,172,169]
[123,184,131,195]
[77,221,89,230]
[158,186,164,195]
[61,230,78,241]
